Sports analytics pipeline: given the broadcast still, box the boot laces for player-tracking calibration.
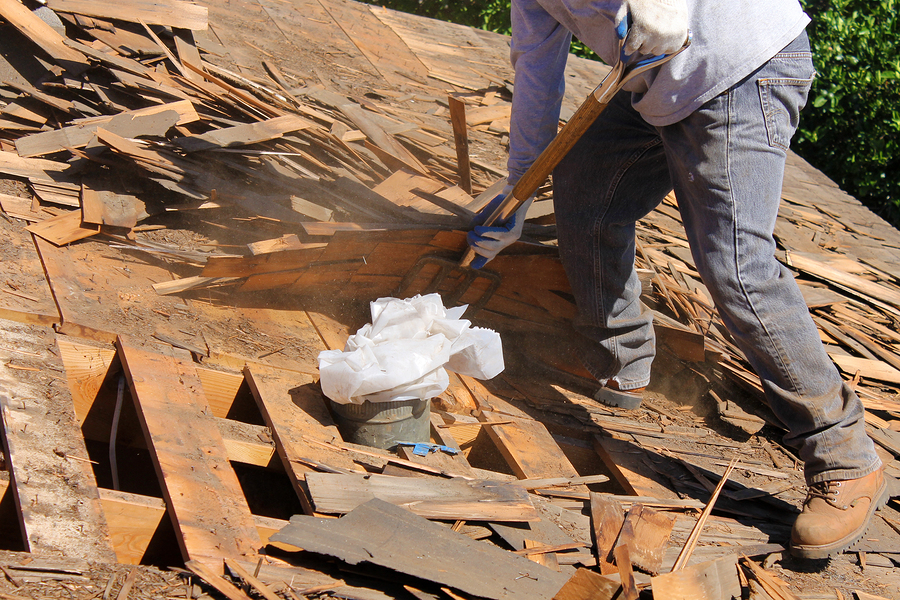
[807,480,841,503]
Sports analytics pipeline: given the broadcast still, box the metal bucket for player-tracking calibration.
[329,397,431,450]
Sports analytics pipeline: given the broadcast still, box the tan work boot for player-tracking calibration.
[790,466,888,559]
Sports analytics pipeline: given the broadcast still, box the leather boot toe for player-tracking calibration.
[790,466,888,559]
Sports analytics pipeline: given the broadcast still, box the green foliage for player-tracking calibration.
[362,0,510,33]
[794,0,900,223]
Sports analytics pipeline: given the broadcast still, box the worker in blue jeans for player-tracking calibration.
[467,0,887,560]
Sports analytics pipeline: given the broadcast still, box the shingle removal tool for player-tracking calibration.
[400,25,692,312]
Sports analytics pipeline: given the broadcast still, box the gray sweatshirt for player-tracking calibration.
[508,0,810,183]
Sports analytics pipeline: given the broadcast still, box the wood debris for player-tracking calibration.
[0,0,898,598]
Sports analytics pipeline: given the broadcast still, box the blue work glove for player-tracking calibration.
[618,0,689,56]
[466,184,533,270]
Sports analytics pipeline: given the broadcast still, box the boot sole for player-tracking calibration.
[789,477,890,560]
[594,386,643,410]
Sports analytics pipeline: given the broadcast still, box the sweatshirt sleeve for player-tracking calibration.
[507,0,572,185]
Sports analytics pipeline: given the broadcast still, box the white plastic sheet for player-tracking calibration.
[318,294,504,405]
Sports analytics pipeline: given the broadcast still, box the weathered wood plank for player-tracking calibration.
[15,101,199,157]
[271,498,568,600]
[306,473,538,521]
[479,411,580,480]
[0,320,115,561]
[0,151,70,181]
[651,555,741,600]
[592,435,679,499]
[27,211,100,246]
[615,504,675,575]
[552,568,619,600]
[243,364,361,514]
[117,337,260,570]
[590,493,624,575]
[46,0,208,30]
[174,115,315,152]
[319,0,429,86]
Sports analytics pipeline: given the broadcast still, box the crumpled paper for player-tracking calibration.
[318,294,504,404]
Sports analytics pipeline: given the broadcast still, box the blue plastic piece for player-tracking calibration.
[396,441,460,457]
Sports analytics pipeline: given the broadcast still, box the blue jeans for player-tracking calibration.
[553,32,880,484]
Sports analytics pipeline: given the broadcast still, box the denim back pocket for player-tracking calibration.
[758,67,815,151]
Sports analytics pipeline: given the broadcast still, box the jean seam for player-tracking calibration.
[594,137,663,372]
[731,81,838,472]
[806,457,882,485]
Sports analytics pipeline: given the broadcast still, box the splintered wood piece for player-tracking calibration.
[242,364,360,514]
[46,0,208,30]
[524,539,560,571]
[478,411,580,480]
[339,103,427,173]
[672,457,739,572]
[270,498,568,600]
[615,504,676,575]
[185,561,253,600]
[590,493,625,575]
[592,434,678,499]
[173,28,204,82]
[117,337,260,569]
[305,473,538,521]
[0,0,90,73]
[614,545,640,600]
[448,96,472,194]
[650,555,741,600]
[739,557,802,600]
[80,185,149,229]
[223,559,280,600]
[784,252,900,314]
[828,353,900,385]
[174,115,315,152]
[15,101,198,157]
[0,150,70,181]
[0,322,115,562]
[552,568,620,600]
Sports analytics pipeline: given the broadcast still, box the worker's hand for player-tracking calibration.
[466,185,533,270]
[619,0,689,56]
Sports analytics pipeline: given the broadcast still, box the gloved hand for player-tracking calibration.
[466,184,533,270]
[618,0,689,57]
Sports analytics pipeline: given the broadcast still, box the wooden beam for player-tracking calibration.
[117,337,261,570]
[99,489,288,564]
[243,365,361,514]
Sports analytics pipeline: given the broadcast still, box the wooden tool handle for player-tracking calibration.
[460,246,478,268]
[460,94,610,269]
[510,93,606,210]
